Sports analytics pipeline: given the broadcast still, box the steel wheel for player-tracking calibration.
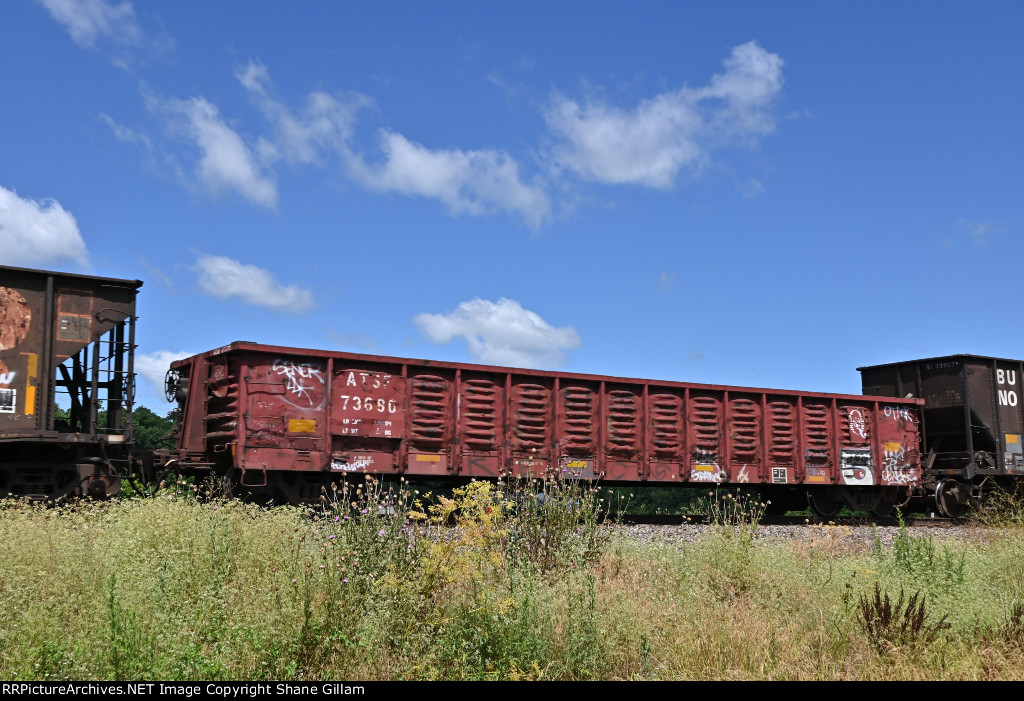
[807,486,843,518]
[936,479,970,518]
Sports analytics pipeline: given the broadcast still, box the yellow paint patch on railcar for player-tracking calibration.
[288,419,317,433]
[21,352,37,415]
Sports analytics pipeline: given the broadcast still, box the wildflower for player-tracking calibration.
[328,535,335,540]
[379,530,386,536]
[343,579,349,583]
[292,579,297,583]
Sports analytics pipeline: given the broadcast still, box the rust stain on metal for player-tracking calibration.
[0,286,31,350]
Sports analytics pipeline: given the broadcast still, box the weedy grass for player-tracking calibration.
[2,481,1024,680]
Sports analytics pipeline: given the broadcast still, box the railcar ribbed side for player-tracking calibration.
[162,341,923,514]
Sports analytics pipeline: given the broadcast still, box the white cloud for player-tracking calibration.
[0,185,89,267]
[957,218,994,246]
[162,97,277,208]
[545,91,705,188]
[99,113,152,150]
[545,41,784,188]
[351,131,551,228]
[119,46,782,223]
[134,349,192,405]
[236,60,368,167]
[235,61,548,226]
[36,0,172,67]
[739,178,765,198]
[37,0,141,49]
[414,298,580,367]
[192,254,316,313]
[235,61,271,97]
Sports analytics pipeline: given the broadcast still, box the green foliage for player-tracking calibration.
[500,478,614,575]
[51,404,178,453]
[131,407,178,452]
[649,489,772,604]
[975,482,1024,528]
[600,486,694,515]
[981,600,1024,649]
[876,511,965,590]
[2,489,1024,680]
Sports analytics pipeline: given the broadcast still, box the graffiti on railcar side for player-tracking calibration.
[272,358,325,408]
[883,405,915,422]
[840,448,874,485]
[0,358,15,412]
[691,464,723,482]
[881,442,916,485]
[690,450,725,483]
[0,388,14,413]
[331,455,374,471]
[848,409,867,440]
[805,466,827,483]
[465,455,500,477]
[647,462,681,481]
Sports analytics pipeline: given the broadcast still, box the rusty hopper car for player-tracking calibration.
[0,265,142,499]
[861,354,1024,516]
[162,342,923,515]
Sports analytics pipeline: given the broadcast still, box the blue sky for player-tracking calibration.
[2,0,1022,411]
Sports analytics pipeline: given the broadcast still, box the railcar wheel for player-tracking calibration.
[936,479,970,518]
[807,486,842,518]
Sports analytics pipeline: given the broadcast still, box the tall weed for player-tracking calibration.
[858,583,949,654]
[876,511,965,590]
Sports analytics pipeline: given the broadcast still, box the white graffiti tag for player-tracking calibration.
[272,359,325,408]
[883,405,915,423]
[848,409,867,440]
[0,371,13,385]
[881,445,916,485]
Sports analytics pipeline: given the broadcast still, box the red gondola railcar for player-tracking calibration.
[162,341,923,514]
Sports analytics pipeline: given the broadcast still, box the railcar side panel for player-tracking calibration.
[0,265,141,499]
[165,342,923,506]
[861,354,1024,478]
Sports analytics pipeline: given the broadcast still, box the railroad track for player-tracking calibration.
[616,513,962,527]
